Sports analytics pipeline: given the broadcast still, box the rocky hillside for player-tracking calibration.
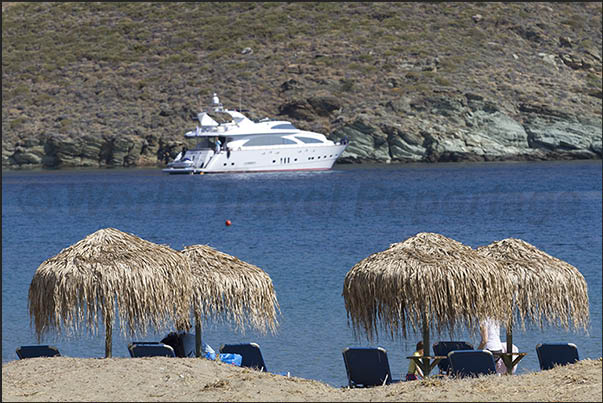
[2,2,601,170]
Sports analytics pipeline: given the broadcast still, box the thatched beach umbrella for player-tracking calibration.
[28,228,192,358]
[476,238,589,365]
[343,232,512,375]
[180,244,279,357]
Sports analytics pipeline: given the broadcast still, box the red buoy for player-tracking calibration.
[225,220,232,226]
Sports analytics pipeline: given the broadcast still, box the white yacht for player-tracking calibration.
[162,93,349,174]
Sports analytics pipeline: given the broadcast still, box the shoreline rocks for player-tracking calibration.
[3,103,601,170]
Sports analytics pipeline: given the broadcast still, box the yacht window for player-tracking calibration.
[295,136,324,144]
[272,123,297,130]
[244,135,293,146]
[194,138,210,150]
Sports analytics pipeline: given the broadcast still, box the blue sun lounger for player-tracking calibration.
[432,341,474,375]
[447,350,496,378]
[219,343,266,371]
[536,343,579,370]
[16,345,61,359]
[342,347,400,388]
[160,331,196,358]
[128,342,176,357]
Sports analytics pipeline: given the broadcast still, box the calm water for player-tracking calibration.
[2,161,601,386]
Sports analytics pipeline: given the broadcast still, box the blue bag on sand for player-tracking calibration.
[219,353,243,366]
[203,343,216,361]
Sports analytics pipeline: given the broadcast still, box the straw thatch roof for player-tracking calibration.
[181,245,279,335]
[343,232,512,341]
[476,238,589,331]
[28,228,192,339]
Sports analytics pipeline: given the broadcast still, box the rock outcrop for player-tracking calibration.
[329,94,601,164]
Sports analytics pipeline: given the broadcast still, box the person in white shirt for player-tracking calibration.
[478,317,503,352]
[478,317,518,374]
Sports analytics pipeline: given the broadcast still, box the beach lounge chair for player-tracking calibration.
[128,342,176,358]
[219,343,266,371]
[342,347,400,388]
[160,331,196,358]
[16,345,61,359]
[432,341,474,375]
[536,343,579,370]
[447,350,496,378]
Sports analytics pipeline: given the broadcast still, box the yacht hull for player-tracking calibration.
[163,144,346,174]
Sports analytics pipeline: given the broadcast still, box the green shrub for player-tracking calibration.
[357,54,374,63]
[33,93,53,106]
[9,117,27,130]
[237,71,253,80]
[466,27,487,44]
[207,48,232,60]
[579,38,594,49]
[288,39,306,50]
[562,15,583,30]
[160,53,196,67]
[404,83,431,93]
[381,61,397,72]
[397,32,421,42]
[11,84,30,97]
[314,2,339,13]
[382,17,407,31]
[586,72,602,89]
[348,62,377,74]
[404,71,421,82]
[437,55,467,72]
[340,79,355,92]
[434,75,452,86]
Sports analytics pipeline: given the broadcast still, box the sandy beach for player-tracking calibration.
[2,356,601,402]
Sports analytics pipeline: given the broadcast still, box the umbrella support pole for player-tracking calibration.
[195,321,202,358]
[422,317,430,358]
[505,324,513,375]
[421,313,431,377]
[105,317,112,358]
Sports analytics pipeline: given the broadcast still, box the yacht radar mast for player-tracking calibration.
[212,93,223,112]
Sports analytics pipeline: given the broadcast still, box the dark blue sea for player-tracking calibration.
[2,160,601,386]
